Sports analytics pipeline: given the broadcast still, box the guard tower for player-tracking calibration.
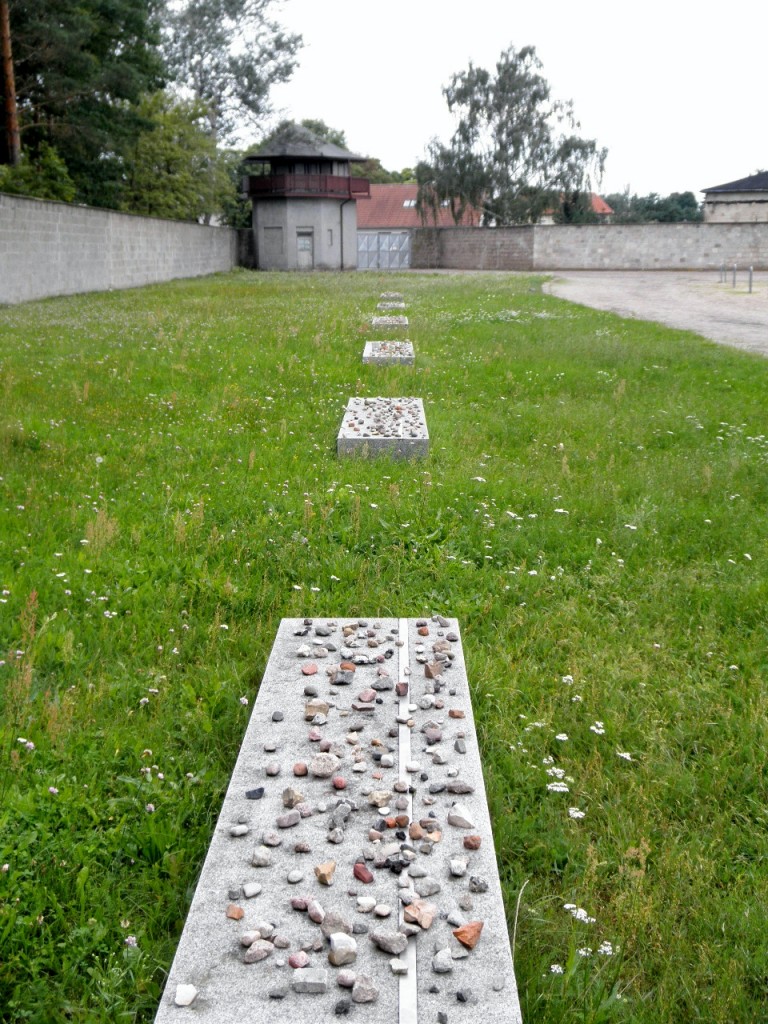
[243,124,370,270]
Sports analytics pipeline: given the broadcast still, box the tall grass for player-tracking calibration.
[1,269,767,1022]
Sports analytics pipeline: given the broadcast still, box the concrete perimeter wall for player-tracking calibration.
[412,223,768,271]
[0,192,238,305]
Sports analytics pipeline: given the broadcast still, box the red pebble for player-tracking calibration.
[332,776,347,790]
[353,862,374,884]
[288,951,310,969]
[463,834,482,850]
[301,663,318,676]
[357,688,376,703]
[293,762,308,776]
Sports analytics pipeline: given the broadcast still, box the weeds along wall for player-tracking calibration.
[0,192,238,305]
[411,223,768,271]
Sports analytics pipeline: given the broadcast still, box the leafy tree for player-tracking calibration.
[297,118,347,149]
[161,0,302,144]
[216,148,252,227]
[351,158,416,184]
[416,44,606,225]
[604,190,702,223]
[3,0,163,206]
[0,140,75,199]
[123,92,231,222]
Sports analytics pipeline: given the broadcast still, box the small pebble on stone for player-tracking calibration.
[174,984,198,1007]
[351,975,379,1004]
[315,860,337,885]
[291,968,329,994]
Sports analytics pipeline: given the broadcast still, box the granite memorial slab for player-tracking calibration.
[337,397,428,459]
[363,342,415,366]
[154,617,522,1024]
[377,302,407,311]
[372,315,409,330]
[380,292,404,301]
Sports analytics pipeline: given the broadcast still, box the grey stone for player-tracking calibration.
[351,975,379,1003]
[243,938,274,963]
[320,911,353,938]
[432,948,454,974]
[310,753,339,778]
[276,809,301,828]
[415,876,441,897]
[370,928,408,955]
[447,802,475,829]
[328,933,357,966]
[362,340,415,366]
[337,397,429,460]
[251,845,272,867]
[291,968,329,994]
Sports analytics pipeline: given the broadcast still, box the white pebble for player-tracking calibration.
[174,984,198,1006]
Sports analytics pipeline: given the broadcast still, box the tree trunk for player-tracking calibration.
[0,0,21,166]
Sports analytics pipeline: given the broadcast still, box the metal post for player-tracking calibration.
[720,262,725,283]
[732,264,737,288]
[749,266,753,293]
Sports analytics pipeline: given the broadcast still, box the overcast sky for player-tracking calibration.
[265,0,764,199]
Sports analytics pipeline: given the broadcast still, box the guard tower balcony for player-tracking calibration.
[243,173,370,200]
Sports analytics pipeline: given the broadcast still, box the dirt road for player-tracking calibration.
[543,270,768,357]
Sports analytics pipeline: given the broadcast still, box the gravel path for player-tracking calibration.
[543,270,768,357]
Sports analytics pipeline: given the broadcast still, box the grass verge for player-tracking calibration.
[1,269,767,1022]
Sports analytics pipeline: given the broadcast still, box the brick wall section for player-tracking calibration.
[411,223,768,271]
[0,192,238,305]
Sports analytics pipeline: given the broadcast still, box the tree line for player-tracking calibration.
[0,10,700,227]
[0,0,303,222]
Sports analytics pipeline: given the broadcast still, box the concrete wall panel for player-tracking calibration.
[410,223,768,271]
[0,192,238,305]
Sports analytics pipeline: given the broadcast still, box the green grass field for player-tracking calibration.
[1,269,767,1023]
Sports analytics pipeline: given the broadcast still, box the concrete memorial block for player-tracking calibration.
[337,397,428,459]
[362,341,415,366]
[380,292,404,300]
[377,302,407,311]
[155,617,522,1024]
[372,315,409,329]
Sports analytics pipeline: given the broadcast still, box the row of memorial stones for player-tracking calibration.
[337,293,429,460]
[160,293,520,1020]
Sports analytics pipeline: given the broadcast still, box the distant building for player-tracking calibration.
[242,124,370,270]
[356,183,480,269]
[356,184,613,267]
[538,193,614,224]
[702,172,768,223]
